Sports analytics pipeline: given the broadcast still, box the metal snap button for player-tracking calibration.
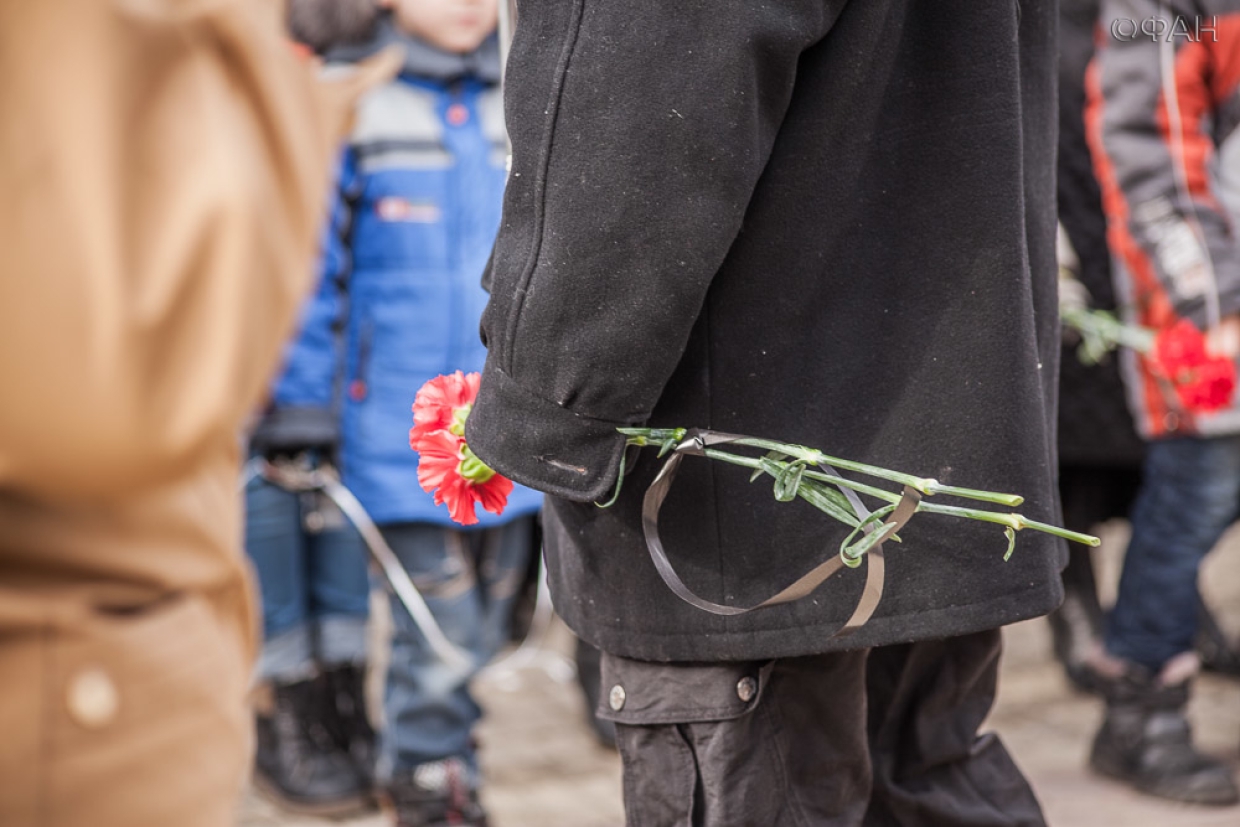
[66,667,120,729]
[608,684,626,711]
[736,676,757,703]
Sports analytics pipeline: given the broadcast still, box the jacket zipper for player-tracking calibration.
[349,318,373,402]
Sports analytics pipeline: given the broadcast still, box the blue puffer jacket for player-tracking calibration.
[271,29,542,527]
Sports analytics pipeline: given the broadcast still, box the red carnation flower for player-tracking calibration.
[1150,320,1237,415]
[410,370,482,450]
[411,373,512,525]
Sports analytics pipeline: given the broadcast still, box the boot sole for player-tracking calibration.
[252,773,375,818]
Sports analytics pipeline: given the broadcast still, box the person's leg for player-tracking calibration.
[1090,435,1240,805]
[1105,436,1240,671]
[598,651,872,827]
[306,492,371,670]
[475,515,534,662]
[863,629,1046,827]
[1048,464,1142,692]
[245,478,368,814]
[245,477,313,681]
[378,523,490,825]
[304,495,375,787]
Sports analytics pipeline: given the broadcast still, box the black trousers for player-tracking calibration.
[598,629,1045,827]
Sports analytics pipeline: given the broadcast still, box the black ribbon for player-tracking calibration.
[640,429,921,637]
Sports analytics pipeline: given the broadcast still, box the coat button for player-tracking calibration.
[66,667,120,728]
[608,684,626,711]
[737,676,757,703]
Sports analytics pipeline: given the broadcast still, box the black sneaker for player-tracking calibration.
[320,663,378,786]
[254,677,370,816]
[1090,669,1239,806]
[382,757,488,827]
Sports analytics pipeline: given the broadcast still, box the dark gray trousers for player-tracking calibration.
[598,629,1045,827]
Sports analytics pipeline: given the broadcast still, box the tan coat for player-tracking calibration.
[0,2,393,824]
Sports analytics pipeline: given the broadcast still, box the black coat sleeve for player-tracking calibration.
[467,0,838,502]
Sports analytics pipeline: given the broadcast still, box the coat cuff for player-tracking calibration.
[465,362,629,503]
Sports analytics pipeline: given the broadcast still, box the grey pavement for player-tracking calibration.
[239,520,1240,827]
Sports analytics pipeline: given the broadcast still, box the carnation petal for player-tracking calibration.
[476,474,513,516]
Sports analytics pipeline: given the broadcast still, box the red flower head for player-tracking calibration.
[1150,320,1237,415]
[411,373,512,526]
[410,370,482,450]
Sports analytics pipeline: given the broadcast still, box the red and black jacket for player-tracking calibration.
[1088,0,1240,437]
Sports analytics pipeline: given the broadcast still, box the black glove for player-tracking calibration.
[249,406,339,460]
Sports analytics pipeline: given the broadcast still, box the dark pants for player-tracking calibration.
[600,629,1044,827]
[244,477,371,681]
[1106,435,1240,672]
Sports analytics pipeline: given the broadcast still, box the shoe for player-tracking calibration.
[1195,597,1240,678]
[381,757,488,827]
[321,663,378,786]
[254,677,370,816]
[1089,666,1239,806]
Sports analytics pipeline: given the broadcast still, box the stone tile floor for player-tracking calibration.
[240,520,1240,827]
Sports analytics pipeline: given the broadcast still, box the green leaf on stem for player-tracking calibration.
[595,448,628,509]
[839,506,897,568]
[750,450,789,483]
[796,478,863,528]
[1002,526,1017,562]
[773,460,806,502]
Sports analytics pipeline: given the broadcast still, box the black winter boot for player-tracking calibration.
[1090,667,1238,806]
[321,663,378,787]
[254,677,370,815]
[382,757,488,827]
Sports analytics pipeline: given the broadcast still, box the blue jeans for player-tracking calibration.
[378,517,534,784]
[244,477,371,681]
[1105,435,1240,672]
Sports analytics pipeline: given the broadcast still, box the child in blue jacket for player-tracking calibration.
[247,2,541,824]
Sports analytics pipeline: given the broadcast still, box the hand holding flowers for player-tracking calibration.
[411,373,1098,560]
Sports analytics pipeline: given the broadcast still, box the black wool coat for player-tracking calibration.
[468,0,1067,662]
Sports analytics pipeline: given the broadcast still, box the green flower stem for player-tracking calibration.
[617,427,1100,549]
[1060,305,1156,365]
[623,430,1023,507]
[617,427,686,446]
[700,447,1100,547]
[732,437,1025,506]
[916,502,1101,546]
[701,448,898,504]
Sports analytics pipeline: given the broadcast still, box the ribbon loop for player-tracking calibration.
[639,429,921,638]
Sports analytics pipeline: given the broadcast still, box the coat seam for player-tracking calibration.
[501,0,587,376]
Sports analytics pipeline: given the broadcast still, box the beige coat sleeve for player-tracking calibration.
[0,0,395,500]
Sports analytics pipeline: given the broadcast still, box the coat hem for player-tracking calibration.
[559,579,1065,662]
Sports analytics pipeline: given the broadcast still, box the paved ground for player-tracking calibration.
[240,520,1240,827]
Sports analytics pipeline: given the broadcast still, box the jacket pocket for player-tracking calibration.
[596,654,774,726]
[598,654,775,827]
